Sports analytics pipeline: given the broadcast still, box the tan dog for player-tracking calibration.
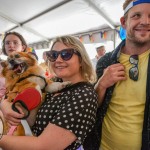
[0,51,70,136]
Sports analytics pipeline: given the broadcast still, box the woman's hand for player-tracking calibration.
[0,99,25,126]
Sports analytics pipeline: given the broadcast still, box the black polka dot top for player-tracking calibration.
[32,82,98,150]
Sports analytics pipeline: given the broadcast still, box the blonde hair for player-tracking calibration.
[50,35,97,83]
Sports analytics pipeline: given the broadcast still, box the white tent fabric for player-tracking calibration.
[0,0,125,61]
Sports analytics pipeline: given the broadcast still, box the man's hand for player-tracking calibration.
[98,63,127,89]
[95,63,127,105]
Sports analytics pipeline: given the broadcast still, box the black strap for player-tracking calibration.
[16,74,47,92]
[12,100,30,119]
[141,54,150,150]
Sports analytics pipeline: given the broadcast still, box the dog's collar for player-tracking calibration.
[17,74,47,92]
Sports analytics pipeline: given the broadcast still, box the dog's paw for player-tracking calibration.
[59,81,72,89]
[45,81,71,93]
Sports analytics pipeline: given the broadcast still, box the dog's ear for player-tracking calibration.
[0,60,8,77]
[0,60,7,68]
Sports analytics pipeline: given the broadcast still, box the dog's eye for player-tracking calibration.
[15,54,20,58]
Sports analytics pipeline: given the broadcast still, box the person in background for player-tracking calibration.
[91,45,106,69]
[0,31,28,100]
[96,45,106,60]
[83,0,150,150]
[0,35,98,150]
[1,32,28,56]
[0,32,38,99]
[2,32,38,59]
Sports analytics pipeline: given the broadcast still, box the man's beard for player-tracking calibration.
[127,31,150,46]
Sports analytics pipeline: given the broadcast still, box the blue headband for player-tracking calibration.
[124,0,150,14]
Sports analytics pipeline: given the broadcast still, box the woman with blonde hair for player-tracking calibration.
[0,35,98,150]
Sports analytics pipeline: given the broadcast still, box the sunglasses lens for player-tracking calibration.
[61,49,73,61]
[129,55,138,64]
[46,49,74,62]
[129,55,139,81]
[46,51,58,62]
[129,67,138,81]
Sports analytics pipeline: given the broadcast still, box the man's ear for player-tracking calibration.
[120,16,126,29]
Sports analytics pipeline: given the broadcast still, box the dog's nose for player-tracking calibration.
[9,59,15,65]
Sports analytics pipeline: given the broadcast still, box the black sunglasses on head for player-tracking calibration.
[129,55,139,81]
[46,48,81,62]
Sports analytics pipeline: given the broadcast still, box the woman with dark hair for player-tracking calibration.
[1,32,27,56]
[0,31,38,99]
[0,32,28,100]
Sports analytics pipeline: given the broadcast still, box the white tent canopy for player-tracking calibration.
[0,0,125,61]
